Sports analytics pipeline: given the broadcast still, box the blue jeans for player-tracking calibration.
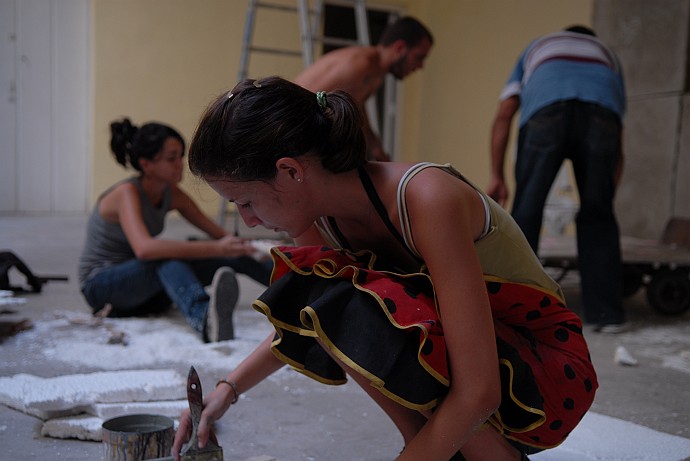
[512,100,625,326]
[81,257,272,332]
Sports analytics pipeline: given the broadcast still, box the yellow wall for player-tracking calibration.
[91,0,592,216]
[408,0,592,183]
[92,0,262,208]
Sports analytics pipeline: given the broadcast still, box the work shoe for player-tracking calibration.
[205,267,240,342]
[595,322,630,334]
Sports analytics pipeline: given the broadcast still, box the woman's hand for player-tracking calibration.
[172,407,193,461]
[215,235,254,257]
[172,336,284,459]
[172,383,236,460]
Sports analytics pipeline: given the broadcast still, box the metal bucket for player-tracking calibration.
[102,414,174,461]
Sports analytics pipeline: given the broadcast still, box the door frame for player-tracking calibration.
[322,3,403,159]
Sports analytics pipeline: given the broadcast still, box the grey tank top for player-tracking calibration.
[78,177,172,285]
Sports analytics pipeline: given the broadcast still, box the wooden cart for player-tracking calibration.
[539,218,690,316]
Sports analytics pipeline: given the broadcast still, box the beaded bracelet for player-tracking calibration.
[216,378,240,404]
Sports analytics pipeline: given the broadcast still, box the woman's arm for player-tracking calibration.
[396,170,502,460]
[112,183,249,260]
[172,334,284,459]
[171,186,228,239]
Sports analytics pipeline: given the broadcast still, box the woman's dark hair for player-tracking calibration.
[109,118,185,171]
[189,76,366,182]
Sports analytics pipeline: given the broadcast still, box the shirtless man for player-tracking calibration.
[294,16,433,161]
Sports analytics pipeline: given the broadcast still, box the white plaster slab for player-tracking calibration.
[90,399,188,420]
[40,415,103,441]
[0,369,185,419]
[41,411,183,442]
[533,411,690,461]
[0,290,26,305]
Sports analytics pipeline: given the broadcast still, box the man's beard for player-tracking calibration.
[389,55,407,80]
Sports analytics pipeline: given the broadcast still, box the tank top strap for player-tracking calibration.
[315,216,353,250]
[130,176,171,236]
[397,163,493,259]
[357,166,422,263]
[396,162,436,259]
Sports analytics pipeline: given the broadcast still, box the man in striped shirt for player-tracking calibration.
[487,25,628,333]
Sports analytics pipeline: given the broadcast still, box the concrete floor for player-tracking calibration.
[1,214,689,461]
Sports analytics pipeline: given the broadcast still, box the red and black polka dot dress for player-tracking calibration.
[252,164,598,451]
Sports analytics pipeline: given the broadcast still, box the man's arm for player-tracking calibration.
[361,106,389,161]
[295,47,389,160]
[487,96,520,207]
[336,51,389,161]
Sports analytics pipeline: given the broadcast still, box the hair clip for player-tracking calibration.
[316,91,328,110]
[226,91,234,99]
[253,80,262,88]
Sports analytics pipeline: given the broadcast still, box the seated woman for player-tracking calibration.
[78,118,272,342]
[173,77,597,460]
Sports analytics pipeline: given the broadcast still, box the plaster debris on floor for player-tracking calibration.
[0,307,274,441]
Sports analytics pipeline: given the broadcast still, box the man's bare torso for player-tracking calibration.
[294,46,385,103]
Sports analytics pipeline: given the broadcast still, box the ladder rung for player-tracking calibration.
[249,46,303,57]
[313,36,361,48]
[322,0,364,6]
[254,2,321,19]
[254,1,299,13]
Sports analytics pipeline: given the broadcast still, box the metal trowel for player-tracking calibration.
[148,366,224,461]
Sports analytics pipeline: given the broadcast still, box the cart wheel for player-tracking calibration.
[622,265,644,298]
[646,270,690,315]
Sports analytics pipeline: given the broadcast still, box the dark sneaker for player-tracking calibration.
[205,267,239,342]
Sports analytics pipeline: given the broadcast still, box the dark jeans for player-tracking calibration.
[512,100,625,325]
[81,257,272,332]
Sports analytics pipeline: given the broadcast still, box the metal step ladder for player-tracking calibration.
[219,0,372,230]
[238,0,370,76]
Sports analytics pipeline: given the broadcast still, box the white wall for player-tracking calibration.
[0,0,90,213]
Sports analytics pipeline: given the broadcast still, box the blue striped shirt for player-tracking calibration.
[500,31,626,127]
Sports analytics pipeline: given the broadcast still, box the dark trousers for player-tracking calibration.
[512,100,625,325]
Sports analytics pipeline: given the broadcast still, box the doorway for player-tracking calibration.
[322,4,401,158]
[0,0,90,213]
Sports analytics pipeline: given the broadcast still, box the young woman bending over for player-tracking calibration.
[173,78,597,459]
